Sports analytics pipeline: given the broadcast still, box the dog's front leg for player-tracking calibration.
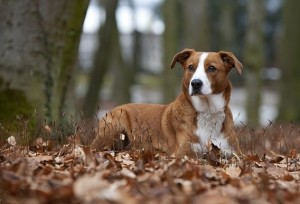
[173,132,199,158]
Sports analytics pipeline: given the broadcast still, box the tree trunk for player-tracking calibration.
[129,0,142,75]
[84,0,118,118]
[219,0,235,51]
[162,0,181,103]
[0,0,88,124]
[183,0,210,51]
[277,0,300,122]
[56,1,89,120]
[244,0,265,127]
[111,39,134,106]
[111,3,134,106]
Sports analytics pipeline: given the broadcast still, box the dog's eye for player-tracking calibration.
[207,66,217,73]
[188,65,195,72]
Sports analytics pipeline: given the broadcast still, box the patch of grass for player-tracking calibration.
[237,121,299,156]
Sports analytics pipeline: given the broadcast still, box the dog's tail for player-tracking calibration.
[92,108,131,151]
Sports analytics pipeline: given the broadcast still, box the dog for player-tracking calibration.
[92,48,243,158]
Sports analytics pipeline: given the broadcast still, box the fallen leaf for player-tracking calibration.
[267,166,286,179]
[173,178,193,194]
[269,155,285,163]
[74,145,86,163]
[246,154,260,162]
[73,173,109,202]
[288,149,297,159]
[225,165,241,178]
[120,168,136,179]
[281,173,294,181]
[7,136,16,146]
[104,152,122,170]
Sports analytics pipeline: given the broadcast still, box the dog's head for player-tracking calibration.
[171,48,243,96]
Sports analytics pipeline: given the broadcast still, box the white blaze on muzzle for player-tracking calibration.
[189,52,212,96]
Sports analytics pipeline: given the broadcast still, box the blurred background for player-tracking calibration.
[0,0,299,137]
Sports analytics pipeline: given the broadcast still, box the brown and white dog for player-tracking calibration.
[92,48,243,157]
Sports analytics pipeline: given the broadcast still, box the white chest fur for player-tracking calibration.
[190,92,230,153]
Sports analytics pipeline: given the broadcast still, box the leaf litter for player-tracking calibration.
[1,135,300,203]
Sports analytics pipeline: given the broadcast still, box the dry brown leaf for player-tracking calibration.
[120,168,136,179]
[196,192,239,204]
[289,171,300,180]
[251,167,265,177]
[267,166,286,179]
[281,173,294,181]
[225,165,241,178]
[123,159,135,166]
[274,162,288,169]
[254,161,267,168]
[269,155,285,163]
[74,145,86,163]
[288,149,298,159]
[73,173,109,202]
[246,154,261,162]
[173,178,193,194]
[276,180,298,192]
[104,152,122,170]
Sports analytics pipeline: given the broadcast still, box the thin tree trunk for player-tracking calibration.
[129,0,142,75]
[277,0,300,122]
[244,0,265,127]
[183,0,210,51]
[111,38,134,105]
[56,1,89,120]
[162,0,181,103]
[111,4,134,106]
[84,0,118,118]
[219,0,235,51]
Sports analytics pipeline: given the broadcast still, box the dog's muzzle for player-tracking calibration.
[191,79,203,95]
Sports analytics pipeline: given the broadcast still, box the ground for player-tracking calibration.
[1,123,300,204]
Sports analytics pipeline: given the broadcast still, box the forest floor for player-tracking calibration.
[1,123,300,204]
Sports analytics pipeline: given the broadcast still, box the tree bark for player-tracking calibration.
[0,0,89,124]
[111,3,134,106]
[219,0,235,51]
[162,0,181,103]
[183,0,210,51]
[244,0,265,127]
[84,0,119,118]
[56,1,89,119]
[277,0,300,122]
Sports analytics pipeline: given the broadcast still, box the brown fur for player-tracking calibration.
[92,48,243,157]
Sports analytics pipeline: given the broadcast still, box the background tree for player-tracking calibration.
[277,0,300,122]
[84,0,134,119]
[110,2,135,107]
[0,0,88,129]
[129,0,142,75]
[219,0,235,51]
[183,0,210,51]
[84,0,119,118]
[162,0,181,103]
[162,0,211,103]
[244,0,265,126]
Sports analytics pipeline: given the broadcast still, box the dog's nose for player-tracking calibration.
[191,79,203,89]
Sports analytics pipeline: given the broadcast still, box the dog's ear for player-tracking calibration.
[170,48,195,69]
[219,51,243,75]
